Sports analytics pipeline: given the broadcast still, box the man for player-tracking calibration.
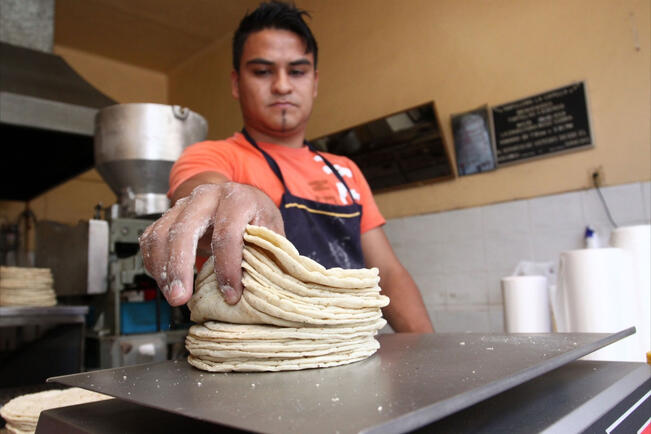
[139,1,433,333]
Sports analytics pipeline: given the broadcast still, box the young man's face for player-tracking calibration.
[232,28,319,140]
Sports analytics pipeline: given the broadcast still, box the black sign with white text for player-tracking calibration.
[492,82,593,165]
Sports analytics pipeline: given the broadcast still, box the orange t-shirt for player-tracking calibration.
[168,132,385,234]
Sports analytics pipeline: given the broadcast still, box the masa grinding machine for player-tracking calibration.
[36,103,207,369]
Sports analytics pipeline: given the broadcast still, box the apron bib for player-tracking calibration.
[242,129,365,269]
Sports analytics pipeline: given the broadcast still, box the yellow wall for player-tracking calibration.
[53,45,168,104]
[168,0,650,219]
[168,36,239,140]
[0,47,168,227]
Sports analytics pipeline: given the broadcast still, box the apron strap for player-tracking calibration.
[307,142,358,205]
[241,128,289,190]
[242,128,358,205]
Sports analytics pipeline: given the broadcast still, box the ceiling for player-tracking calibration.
[54,0,261,72]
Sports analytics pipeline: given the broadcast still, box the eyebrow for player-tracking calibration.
[245,58,313,67]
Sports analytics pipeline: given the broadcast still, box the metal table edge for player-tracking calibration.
[361,327,637,434]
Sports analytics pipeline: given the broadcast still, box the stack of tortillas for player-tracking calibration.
[186,225,390,372]
[0,388,111,433]
[0,266,57,307]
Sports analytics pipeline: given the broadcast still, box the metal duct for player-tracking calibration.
[0,0,116,201]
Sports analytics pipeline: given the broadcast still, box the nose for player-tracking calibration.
[272,70,291,95]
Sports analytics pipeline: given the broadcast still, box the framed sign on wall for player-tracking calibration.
[492,82,594,166]
[451,105,496,176]
[312,102,454,192]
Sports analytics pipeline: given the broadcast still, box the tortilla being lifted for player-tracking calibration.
[186,225,389,372]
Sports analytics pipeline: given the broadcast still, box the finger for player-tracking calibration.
[211,206,253,305]
[212,186,284,304]
[212,185,279,303]
[251,201,285,236]
[165,186,221,305]
[139,201,187,299]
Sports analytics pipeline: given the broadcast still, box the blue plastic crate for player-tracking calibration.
[120,300,171,334]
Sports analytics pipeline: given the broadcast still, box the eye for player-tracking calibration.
[253,69,271,76]
[290,69,307,76]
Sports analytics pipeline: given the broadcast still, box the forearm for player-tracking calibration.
[380,264,434,333]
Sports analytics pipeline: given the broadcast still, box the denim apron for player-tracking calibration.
[242,129,364,269]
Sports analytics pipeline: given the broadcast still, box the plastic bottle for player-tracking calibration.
[584,225,599,248]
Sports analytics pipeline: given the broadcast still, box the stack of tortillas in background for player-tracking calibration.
[0,388,111,434]
[186,225,390,372]
[0,266,57,307]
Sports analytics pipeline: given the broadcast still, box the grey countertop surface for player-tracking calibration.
[0,305,88,316]
[0,305,88,326]
[48,328,634,433]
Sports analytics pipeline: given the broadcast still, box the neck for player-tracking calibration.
[243,125,306,149]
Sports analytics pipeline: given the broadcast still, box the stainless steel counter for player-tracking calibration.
[0,305,89,388]
[38,360,651,434]
[0,305,88,327]
[47,328,634,433]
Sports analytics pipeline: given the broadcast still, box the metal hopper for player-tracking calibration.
[94,103,208,217]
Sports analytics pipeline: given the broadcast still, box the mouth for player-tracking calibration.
[269,101,296,108]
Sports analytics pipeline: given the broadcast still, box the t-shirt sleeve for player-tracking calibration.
[348,159,386,233]
[168,140,234,197]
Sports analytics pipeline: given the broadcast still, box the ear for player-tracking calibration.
[231,70,240,99]
[313,69,319,98]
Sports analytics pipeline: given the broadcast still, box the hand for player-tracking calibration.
[139,182,284,306]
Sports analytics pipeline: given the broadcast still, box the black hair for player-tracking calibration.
[232,1,318,72]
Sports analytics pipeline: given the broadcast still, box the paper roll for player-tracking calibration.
[501,276,551,333]
[610,225,651,357]
[556,248,639,361]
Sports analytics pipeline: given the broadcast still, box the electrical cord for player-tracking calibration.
[592,172,618,228]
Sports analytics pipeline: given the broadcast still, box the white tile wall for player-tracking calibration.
[532,228,584,261]
[436,239,485,272]
[442,271,488,305]
[484,233,533,269]
[485,267,515,305]
[430,306,490,333]
[413,271,446,305]
[488,305,505,332]
[384,213,438,248]
[434,207,484,241]
[482,200,530,234]
[385,181,651,333]
[529,191,584,231]
[595,184,647,226]
[642,182,651,221]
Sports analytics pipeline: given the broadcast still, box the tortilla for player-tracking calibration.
[0,388,111,434]
[0,266,57,307]
[186,225,389,372]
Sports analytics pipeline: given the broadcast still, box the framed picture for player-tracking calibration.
[491,82,593,166]
[450,105,496,176]
[312,102,454,192]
